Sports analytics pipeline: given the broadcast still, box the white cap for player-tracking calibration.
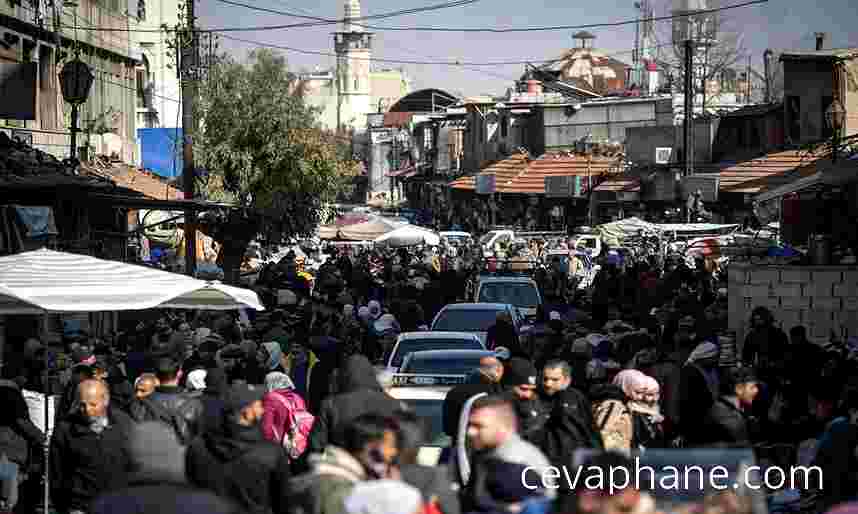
[345,480,422,514]
[549,311,562,321]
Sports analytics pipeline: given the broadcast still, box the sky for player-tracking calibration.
[197,0,858,98]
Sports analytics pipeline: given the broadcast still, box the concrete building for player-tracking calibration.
[130,0,182,130]
[300,0,411,133]
[0,0,138,162]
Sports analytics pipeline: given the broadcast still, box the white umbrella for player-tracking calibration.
[374,225,440,247]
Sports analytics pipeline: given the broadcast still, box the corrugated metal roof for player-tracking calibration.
[693,148,837,193]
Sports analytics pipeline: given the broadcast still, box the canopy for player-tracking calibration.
[594,217,661,246]
[0,249,264,313]
[339,217,401,241]
[374,225,440,247]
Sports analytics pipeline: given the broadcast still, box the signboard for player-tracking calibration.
[0,63,37,120]
[475,173,496,195]
[682,174,720,202]
[655,147,673,164]
[367,113,384,128]
[390,374,468,387]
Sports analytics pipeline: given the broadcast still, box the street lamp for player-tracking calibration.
[825,99,846,163]
[59,55,95,161]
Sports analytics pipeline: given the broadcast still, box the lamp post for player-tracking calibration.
[59,55,95,161]
[825,99,846,163]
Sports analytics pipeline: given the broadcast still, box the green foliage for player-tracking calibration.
[196,48,357,242]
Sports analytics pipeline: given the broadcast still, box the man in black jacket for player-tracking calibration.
[307,355,403,454]
[186,383,291,514]
[0,370,45,512]
[442,356,504,441]
[130,357,204,445]
[700,367,759,447]
[50,379,132,514]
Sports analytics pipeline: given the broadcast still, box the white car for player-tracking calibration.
[387,373,467,466]
[385,331,484,371]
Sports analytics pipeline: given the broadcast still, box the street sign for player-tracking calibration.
[475,174,496,194]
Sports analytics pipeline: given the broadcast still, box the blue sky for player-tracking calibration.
[197,0,858,97]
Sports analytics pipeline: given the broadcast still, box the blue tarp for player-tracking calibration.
[138,127,183,178]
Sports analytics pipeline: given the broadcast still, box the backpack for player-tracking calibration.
[269,390,315,459]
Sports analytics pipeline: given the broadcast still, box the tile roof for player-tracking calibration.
[83,162,183,200]
[593,175,641,193]
[450,152,620,194]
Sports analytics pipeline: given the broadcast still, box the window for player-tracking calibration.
[138,0,146,20]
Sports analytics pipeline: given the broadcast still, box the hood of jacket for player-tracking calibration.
[203,422,266,462]
[337,355,381,394]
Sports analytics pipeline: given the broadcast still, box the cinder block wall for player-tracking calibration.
[728,263,858,349]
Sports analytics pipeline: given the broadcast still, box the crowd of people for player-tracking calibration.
[0,239,857,514]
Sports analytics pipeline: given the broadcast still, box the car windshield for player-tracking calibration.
[478,283,540,308]
[403,399,451,448]
[402,354,486,374]
[432,309,503,333]
[391,340,483,367]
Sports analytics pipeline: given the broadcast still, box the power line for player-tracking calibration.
[218,33,676,66]
[64,0,767,33]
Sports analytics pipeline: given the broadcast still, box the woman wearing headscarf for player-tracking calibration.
[626,374,666,450]
[185,369,208,391]
[261,372,305,447]
[590,369,637,452]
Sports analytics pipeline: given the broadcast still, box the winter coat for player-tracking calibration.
[0,379,45,466]
[679,363,719,443]
[282,446,367,514]
[130,385,205,445]
[442,374,504,440]
[49,409,133,512]
[261,388,308,446]
[307,355,403,454]
[698,397,752,448]
[534,388,602,484]
[186,421,291,514]
[628,403,666,449]
[590,385,633,452]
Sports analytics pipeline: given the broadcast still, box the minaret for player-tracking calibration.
[334,0,373,132]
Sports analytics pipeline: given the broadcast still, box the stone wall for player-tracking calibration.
[728,263,858,347]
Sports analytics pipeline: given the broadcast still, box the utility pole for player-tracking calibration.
[746,55,752,104]
[683,38,694,177]
[182,0,198,276]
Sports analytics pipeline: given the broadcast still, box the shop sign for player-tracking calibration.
[655,147,673,164]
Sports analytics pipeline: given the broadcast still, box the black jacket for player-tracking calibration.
[130,385,205,445]
[187,422,291,514]
[49,408,133,512]
[442,374,503,440]
[699,396,752,448]
[534,388,601,475]
[307,355,403,453]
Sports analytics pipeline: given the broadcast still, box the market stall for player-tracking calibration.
[374,225,440,247]
[0,248,264,508]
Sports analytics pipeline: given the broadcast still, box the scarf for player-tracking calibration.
[613,369,647,401]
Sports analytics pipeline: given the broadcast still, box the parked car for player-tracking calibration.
[385,331,484,371]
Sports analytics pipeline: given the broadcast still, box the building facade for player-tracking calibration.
[131,0,182,131]
[0,0,138,163]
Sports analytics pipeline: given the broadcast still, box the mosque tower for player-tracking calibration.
[334,0,373,132]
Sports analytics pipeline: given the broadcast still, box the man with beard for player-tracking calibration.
[501,358,550,443]
[186,383,291,514]
[50,380,132,514]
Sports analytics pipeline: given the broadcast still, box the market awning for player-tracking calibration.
[0,249,264,313]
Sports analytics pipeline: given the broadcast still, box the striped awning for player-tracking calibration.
[0,249,264,313]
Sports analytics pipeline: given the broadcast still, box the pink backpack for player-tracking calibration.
[270,390,315,459]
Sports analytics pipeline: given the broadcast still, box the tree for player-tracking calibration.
[195,49,358,283]
[653,0,749,112]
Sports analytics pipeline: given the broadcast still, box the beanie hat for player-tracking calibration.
[503,358,538,387]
